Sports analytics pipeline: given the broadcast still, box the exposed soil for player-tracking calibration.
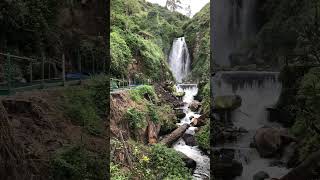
[0,88,108,180]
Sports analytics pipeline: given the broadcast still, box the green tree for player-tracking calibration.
[166,0,182,12]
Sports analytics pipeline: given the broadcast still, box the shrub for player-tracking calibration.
[63,87,103,135]
[88,75,109,115]
[129,85,157,102]
[125,108,147,130]
[110,30,132,78]
[147,104,160,123]
[149,144,191,179]
[110,162,128,180]
[195,122,210,151]
[50,145,107,180]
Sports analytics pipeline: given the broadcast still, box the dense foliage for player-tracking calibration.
[110,139,191,179]
[111,0,188,80]
[51,145,107,180]
[247,0,320,67]
[63,75,109,135]
[0,0,59,55]
[183,3,210,81]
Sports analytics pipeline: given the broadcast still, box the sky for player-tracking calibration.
[146,0,210,17]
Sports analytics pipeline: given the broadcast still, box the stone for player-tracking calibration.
[214,95,242,110]
[179,153,197,173]
[253,171,269,180]
[254,127,296,158]
[182,133,196,146]
[189,100,201,111]
[176,112,186,119]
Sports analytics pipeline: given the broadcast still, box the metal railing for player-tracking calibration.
[110,78,153,91]
[0,51,106,96]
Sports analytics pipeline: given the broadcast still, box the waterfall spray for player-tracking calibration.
[168,37,191,82]
[213,0,257,66]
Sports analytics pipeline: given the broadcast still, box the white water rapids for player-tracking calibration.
[173,84,210,180]
[168,37,210,179]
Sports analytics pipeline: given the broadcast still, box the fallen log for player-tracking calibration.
[160,123,190,147]
[280,150,320,180]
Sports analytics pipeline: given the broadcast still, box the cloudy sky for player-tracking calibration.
[146,0,210,17]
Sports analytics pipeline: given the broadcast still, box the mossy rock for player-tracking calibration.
[176,112,186,119]
[214,95,242,110]
[174,92,185,97]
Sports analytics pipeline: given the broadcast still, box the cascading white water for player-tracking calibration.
[213,0,257,66]
[168,37,191,82]
[173,84,210,180]
[212,71,290,179]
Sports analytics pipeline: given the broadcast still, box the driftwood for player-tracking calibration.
[160,123,190,147]
[280,150,320,180]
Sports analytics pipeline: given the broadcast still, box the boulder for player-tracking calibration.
[213,159,243,178]
[281,142,298,168]
[179,153,196,173]
[190,115,207,127]
[254,127,295,157]
[182,133,196,146]
[253,171,269,180]
[176,112,186,119]
[213,148,243,178]
[189,100,201,111]
[214,95,242,110]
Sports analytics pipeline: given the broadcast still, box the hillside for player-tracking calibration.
[111,0,188,81]
[183,3,210,81]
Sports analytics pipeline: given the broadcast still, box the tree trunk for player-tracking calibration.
[148,121,161,144]
[160,123,190,147]
[280,150,320,180]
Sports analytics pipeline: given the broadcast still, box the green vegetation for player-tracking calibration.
[111,0,188,80]
[51,145,107,180]
[196,122,210,151]
[63,75,109,135]
[127,85,176,133]
[110,138,191,179]
[125,108,147,130]
[129,85,158,102]
[149,144,191,179]
[288,67,320,161]
[184,3,210,81]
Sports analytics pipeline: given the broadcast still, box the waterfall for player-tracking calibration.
[168,37,191,82]
[212,71,290,179]
[213,0,257,66]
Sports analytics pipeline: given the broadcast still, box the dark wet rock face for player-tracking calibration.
[212,148,243,179]
[214,95,242,111]
[254,127,296,158]
[189,100,201,111]
[253,171,269,180]
[182,133,196,146]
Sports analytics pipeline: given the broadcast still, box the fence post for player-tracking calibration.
[91,50,95,74]
[29,62,33,83]
[6,53,11,95]
[48,63,51,80]
[62,54,66,86]
[78,49,82,83]
[41,53,45,88]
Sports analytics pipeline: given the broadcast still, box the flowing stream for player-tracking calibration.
[168,37,210,179]
[212,71,290,179]
[173,84,210,180]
